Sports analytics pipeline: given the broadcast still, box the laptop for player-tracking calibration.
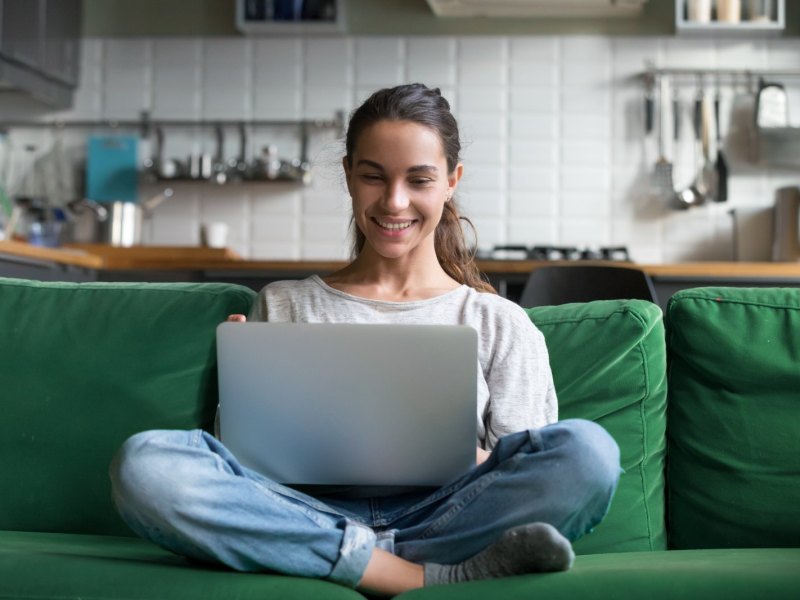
[216,322,478,486]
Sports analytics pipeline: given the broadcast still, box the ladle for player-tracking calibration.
[674,86,710,209]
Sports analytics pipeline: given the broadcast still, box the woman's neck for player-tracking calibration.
[323,249,461,303]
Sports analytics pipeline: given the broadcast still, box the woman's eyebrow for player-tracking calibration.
[407,165,438,174]
[356,159,438,174]
[356,159,384,170]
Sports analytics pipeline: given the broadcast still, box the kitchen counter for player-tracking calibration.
[3,242,800,308]
[2,241,800,277]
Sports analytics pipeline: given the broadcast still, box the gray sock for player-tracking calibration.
[423,522,574,586]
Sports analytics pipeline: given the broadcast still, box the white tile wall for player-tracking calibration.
[4,34,800,263]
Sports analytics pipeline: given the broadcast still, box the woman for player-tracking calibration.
[110,84,621,597]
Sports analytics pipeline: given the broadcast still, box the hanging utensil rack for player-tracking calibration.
[0,111,346,136]
[639,65,800,171]
[639,65,800,88]
[0,111,347,186]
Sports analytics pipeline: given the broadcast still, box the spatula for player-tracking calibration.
[653,76,675,203]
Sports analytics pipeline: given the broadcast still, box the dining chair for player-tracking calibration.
[517,265,659,308]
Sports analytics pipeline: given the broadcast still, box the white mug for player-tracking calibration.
[200,222,229,248]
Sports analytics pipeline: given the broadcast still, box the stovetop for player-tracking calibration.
[477,245,632,262]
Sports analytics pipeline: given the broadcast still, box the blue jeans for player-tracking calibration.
[109,419,620,589]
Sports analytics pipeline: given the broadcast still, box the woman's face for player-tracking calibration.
[344,119,462,262]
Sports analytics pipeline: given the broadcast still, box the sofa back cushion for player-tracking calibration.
[666,287,800,549]
[528,299,667,554]
[0,278,255,536]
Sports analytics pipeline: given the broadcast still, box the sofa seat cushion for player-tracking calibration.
[0,530,364,599]
[396,548,800,600]
[528,300,667,554]
[666,287,800,549]
[0,278,255,537]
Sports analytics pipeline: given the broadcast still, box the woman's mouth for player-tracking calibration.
[373,218,416,232]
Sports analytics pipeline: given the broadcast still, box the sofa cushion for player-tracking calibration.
[0,530,363,599]
[666,287,800,549]
[0,278,255,537]
[396,548,800,600]
[527,300,667,554]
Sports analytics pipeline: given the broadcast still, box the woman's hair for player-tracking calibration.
[344,83,495,294]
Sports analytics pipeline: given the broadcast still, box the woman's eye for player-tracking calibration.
[361,173,383,182]
[410,178,433,186]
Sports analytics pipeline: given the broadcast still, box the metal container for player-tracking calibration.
[66,189,172,247]
[772,186,800,262]
[100,201,144,247]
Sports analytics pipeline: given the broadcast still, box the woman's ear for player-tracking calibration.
[343,156,353,195]
[447,163,464,200]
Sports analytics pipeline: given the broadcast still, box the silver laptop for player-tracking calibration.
[216,322,477,486]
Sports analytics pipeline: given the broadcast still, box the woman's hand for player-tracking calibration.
[476,447,491,466]
[227,314,247,322]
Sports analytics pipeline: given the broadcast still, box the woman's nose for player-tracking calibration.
[382,182,410,211]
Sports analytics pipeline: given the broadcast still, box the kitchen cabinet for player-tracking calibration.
[42,0,82,86]
[0,0,82,107]
[0,0,42,70]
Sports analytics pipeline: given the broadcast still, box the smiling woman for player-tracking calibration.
[110,83,621,598]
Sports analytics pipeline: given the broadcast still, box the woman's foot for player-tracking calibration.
[423,522,574,586]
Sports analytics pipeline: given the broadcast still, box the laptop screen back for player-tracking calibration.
[217,322,477,486]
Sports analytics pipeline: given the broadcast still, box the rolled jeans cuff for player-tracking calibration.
[328,519,376,588]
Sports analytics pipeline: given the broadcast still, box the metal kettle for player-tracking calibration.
[67,188,173,247]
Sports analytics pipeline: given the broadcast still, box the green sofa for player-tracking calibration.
[1,277,798,599]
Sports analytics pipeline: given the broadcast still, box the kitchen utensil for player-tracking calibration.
[86,135,140,202]
[714,91,729,202]
[227,124,249,181]
[297,123,313,185]
[675,91,709,208]
[145,127,183,180]
[700,91,718,202]
[644,84,655,139]
[67,188,173,246]
[99,188,173,247]
[250,144,281,181]
[653,76,676,203]
[772,186,800,262]
[188,153,213,180]
[755,79,789,128]
[66,198,109,243]
[212,126,227,185]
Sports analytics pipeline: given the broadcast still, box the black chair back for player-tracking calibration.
[518,265,658,308]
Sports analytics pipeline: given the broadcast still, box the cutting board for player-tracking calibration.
[86,135,139,202]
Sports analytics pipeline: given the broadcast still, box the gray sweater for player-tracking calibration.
[248,276,557,450]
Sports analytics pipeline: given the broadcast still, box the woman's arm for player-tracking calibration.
[483,307,558,449]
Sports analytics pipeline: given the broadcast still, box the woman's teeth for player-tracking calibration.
[376,220,413,231]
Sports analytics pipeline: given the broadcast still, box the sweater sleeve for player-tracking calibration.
[483,305,558,450]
